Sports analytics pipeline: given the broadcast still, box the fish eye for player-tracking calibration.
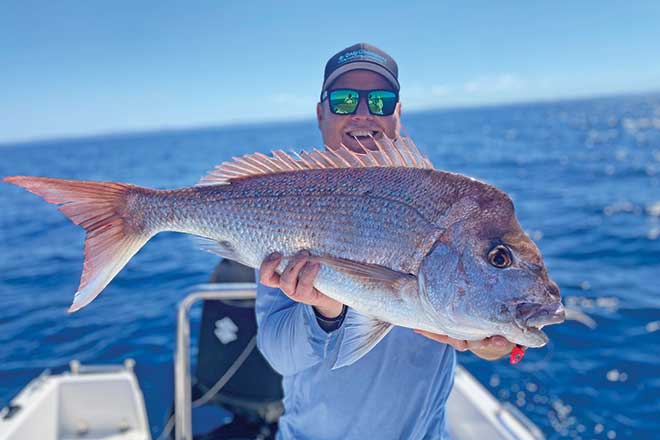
[488,245,513,268]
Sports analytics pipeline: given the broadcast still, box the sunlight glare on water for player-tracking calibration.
[1,93,659,439]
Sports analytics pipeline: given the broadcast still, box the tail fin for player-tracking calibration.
[4,176,155,312]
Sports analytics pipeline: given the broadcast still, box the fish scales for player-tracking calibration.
[4,137,564,366]
[143,168,446,273]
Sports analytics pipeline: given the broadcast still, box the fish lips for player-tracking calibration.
[510,302,566,347]
[524,303,566,328]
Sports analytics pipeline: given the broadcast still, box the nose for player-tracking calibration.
[515,302,565,327]
[352,96,372,119]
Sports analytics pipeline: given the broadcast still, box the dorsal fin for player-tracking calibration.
[196,136,433,186]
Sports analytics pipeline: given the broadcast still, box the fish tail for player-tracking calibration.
[4,176,158,313]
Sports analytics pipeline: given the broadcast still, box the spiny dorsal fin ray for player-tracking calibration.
[197,136,433,186]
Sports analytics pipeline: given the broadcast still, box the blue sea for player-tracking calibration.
[1,93,659,439]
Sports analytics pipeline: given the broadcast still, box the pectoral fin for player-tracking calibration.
[306,255,415,368]
[332,310,394,369]
[314,255,416,292]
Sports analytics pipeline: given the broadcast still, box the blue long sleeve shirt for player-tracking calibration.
[255,281,456,440]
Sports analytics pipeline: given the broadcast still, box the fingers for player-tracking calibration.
[448,338,469,351]
[263,250,323,306]
[259,252,282,287]
[280,251,312,296]
[259,250,343,315]
[414,330,514,354]
[413,330,469,351]
[485,336,512,349]
[412,329,516,359]
[413,330,448,343]
[467,335,512,351]
[466,336,515,360]
[297,262,321,299]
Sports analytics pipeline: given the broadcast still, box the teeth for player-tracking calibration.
[348,130,374,137]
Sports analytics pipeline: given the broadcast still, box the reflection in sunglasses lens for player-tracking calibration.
[328,89,397,116]
[330,90,359,114]
[368,91,397,116]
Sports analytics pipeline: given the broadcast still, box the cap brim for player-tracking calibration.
[322,61,400,92]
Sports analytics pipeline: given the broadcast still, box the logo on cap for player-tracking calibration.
[338,49,387,65]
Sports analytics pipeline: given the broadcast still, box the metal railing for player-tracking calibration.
[173,282,544,440]
[174,282,257,440]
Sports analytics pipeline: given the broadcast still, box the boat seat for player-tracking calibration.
[187,259,283,438]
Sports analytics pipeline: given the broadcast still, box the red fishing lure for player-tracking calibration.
[510,345,526,364]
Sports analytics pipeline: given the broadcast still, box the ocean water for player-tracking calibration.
[1,93,659,439]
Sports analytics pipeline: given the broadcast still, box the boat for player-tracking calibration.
[0,281,545,440]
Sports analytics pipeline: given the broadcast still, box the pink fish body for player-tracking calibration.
[4,137,564,368]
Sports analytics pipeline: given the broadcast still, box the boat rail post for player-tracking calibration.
[175,292,195,440]
[174,283,257,440]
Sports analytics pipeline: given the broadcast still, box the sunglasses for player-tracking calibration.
[321,89,399,116]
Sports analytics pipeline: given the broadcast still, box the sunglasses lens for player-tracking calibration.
[329,89,359,114]
[368,90,397,116]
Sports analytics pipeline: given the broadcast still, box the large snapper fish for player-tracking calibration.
[4,137,564,368]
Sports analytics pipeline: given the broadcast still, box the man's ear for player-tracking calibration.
[316,102,323,128]
[395,101,403,136]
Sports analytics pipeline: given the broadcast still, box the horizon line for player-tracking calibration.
[2,88,658,148]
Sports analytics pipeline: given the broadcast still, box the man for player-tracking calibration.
[255,43,514,439]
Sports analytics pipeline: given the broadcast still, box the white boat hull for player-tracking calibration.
[0,361,150,440]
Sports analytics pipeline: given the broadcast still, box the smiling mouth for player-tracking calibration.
[346,130,378,139]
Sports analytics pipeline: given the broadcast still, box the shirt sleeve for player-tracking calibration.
[254,278,342,376]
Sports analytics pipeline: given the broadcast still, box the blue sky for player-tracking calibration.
[2,1,659,144]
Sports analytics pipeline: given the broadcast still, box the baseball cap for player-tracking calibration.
[321,43,400,95]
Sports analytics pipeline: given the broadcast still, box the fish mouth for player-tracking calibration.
[524,303,566,327]
[510,302,566,347]
[512,322,549,347]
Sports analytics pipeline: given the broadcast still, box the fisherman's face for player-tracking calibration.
[317,69,401,153]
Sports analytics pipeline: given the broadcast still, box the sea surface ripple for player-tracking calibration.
[1,93,659,439]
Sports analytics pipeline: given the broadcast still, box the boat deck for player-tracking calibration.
[0,283,544,440]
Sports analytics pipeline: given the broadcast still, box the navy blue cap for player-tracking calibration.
[322,43,400,93]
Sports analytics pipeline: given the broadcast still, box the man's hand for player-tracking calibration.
[414,330,514,361]
[259,250,344,318]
